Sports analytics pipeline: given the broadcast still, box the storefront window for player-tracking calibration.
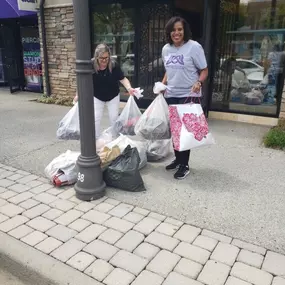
[212,0,285,116]
[92,4,135,97]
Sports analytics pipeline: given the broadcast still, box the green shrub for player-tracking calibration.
[264,122,285,150]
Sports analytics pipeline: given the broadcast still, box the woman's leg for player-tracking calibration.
[106,95,120,127]
[94,97,105,139]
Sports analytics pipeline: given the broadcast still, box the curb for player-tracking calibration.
[0,231,102,285]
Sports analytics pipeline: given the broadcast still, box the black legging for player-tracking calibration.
[166,97,191,166]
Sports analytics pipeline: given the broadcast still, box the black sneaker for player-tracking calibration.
[166,160,179,171]
[174,165,190,180]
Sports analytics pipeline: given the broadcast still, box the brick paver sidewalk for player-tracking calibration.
[0,163,284,285]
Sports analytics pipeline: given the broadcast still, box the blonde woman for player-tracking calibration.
[74,43,135,138]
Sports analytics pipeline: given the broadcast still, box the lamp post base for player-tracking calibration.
[74,154,106,201]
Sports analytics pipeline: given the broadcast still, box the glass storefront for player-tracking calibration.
[212,0,285,117]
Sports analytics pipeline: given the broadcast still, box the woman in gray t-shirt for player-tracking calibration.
[161,16,208,180]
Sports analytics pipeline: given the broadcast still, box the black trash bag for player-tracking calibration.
[103,145,145,192]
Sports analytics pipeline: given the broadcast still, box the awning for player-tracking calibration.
[0,0,37,19]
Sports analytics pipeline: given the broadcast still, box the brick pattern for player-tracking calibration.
[0,163,285,285]
[38,6,76,100]
[280,89,285,118]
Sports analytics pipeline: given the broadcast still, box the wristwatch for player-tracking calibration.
[197,81,202,86]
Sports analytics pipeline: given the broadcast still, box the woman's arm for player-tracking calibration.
[192,68,208,93]
[162,73,167,85]
[120,77,134,95]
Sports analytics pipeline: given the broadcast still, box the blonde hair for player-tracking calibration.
[92,43,112,73]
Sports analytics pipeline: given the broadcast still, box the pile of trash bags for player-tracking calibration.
[49,86,172,191]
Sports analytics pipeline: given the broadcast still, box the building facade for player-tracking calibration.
[39,0,285,121]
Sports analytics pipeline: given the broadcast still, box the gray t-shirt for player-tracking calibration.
[162,40,207,98]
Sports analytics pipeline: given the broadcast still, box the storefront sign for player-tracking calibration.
[17,0,38,12]
[21,27,42,92]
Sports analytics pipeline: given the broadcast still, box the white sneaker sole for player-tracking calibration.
[175,170,190,180]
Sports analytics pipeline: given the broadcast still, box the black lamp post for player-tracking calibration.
[73,0,106,200]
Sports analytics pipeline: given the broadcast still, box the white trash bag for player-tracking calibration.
[45,150,80,186]
[96,127,119,152]
[146,139,172,162]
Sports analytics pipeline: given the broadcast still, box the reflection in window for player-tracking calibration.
[92,4,135,96]
[212,0,285,116]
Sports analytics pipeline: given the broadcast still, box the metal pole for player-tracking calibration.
[73,0,106,200]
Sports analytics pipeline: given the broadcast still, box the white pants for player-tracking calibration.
[94,95,120,138]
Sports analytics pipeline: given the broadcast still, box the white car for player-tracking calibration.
[235,59,264,75]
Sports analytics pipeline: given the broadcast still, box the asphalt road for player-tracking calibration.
[1,89,285,254]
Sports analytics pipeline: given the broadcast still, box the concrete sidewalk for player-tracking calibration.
[0,163,284,285]
[0,89,285,256]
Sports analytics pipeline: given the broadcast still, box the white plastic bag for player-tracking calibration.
[114,96,142,136]
[169,103,215,151]
[135,94,170,140]
[106,134,147,169]
[146,139,172,162]
[96,127,119,152]
[45,150,80,185]
[153,82,167,94]
[57,103,80,140]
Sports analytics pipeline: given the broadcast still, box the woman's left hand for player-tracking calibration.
[128,88,135,96]
[192,82,202,93]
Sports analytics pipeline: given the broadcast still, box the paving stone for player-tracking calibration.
[26,216,56,232]
[108,203,134,218]
[0,171,14,179]
[0,179,15,188]
[98,228,124,245]
[7,174,24,181]
[34,193,57,204]
[42,208,64,220]
[110,250,148,276]
[74,202,95,213]
[0,187,6,194]
[55,209,83,226]
[155,222,180,236]
[174,242,211,265]
[0,198,8,207]
[123,212,144,224]
[57,188,75,200]
[68,219,92,232]
[66,252,96,271]
[85,259,114,281]
[133,217,161,235]
[46,224,77,242]
[174,258,203,279]
[148,212,166,222]
[145,231,179,251]
[164,217,183,227]
[2,166,17,172]
[0,215,29,232]
[132,270,164,285]
[134,242,160,261]
[37,177,49,183]
[163,272,203,285]
[115,230,144,252]
[237,249,264,269]
[17,175,39,184]
[133,207,150,216]
[272,277,285,285]
[8,225,34,239]
[198,260,231,285]
[94,202,115,213]
[225,276,252,285]
[25,180,43,188]
[76,224,107,243]
[35,237,63,254]
[82,210,111,224]
[8,183,30,193]
[262,251,285,276]
[174,225,201,243]
[202,229,232,244]
[18,199,40,210]
[0,203,24,217]
[22,204,50,219]
[47,188,63,196]
[51,238,86,262]
[68,196,82,204]
[8,192,34,205]
[232,239,266,255]
[193,235,218,252]
[147,250,181,278]
[16,170,30,176]
[105,198,121,206]
[104,268,135,285]
[0,190,17,199]
[50,199,75,212]
[21,230,47,246]
[211,242,240,266]
[231,262,273,285]
[90,197,107,206]
[104,217,134,233]
[0,213,8,223]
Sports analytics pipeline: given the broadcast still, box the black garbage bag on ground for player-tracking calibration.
[103,145,145,192]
